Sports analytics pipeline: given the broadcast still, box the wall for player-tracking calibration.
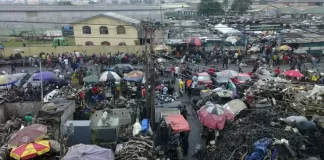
[73,16,138,46]
[2,45,144,57]
[4,102,42,119]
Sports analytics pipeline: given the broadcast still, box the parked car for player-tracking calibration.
[195,72,213,87]
[231,73,251,85]
[212,72,230,87]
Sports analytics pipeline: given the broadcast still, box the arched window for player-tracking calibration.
[116,25,126,34]
[118,42,126,46]
[82,26,91,34]
[99,26,108,34]
[85,41,94,46]
[101,41,111,46]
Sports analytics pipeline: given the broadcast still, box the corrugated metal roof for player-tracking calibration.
[0,4,163,11]
[276,0,324,2]
[101,12,140,24]
[73,12,140,25]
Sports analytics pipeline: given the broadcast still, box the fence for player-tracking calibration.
[1,45,145,58]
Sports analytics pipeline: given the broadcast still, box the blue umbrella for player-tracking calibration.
[123,77,142,82]
[33,72,55,81]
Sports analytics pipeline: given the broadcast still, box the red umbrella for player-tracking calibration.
[186,37,201,46]
[283,70,304,78]
[197,102,234,130]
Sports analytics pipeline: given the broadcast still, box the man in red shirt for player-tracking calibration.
[141,86,146,98]
[208,66,215,75]
[275,67,280,75]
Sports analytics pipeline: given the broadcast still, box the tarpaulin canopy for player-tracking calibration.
[165,114,190,133]
[62,144,114,160]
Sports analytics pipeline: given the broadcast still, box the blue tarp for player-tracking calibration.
[247,138,272,160]
[141,119,149,132]
[0,45,4,49]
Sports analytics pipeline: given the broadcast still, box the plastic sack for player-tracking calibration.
[132,121,142,136]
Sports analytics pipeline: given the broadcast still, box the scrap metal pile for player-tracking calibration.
[115,137,158,160]
[196,109,324,160]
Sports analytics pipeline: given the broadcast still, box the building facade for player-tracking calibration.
[73,12,140,46]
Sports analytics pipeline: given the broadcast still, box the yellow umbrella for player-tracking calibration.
[279,45,291,51]
[10,140,50,160]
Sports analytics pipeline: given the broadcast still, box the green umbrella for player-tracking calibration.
[83,75,99,84]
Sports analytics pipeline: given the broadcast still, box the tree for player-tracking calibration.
[259,0,268,4]
[198,0,224,16]
[222,0,229,10]
[230,0,252,15]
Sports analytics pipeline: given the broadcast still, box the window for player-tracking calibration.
[26,11,38,17]
[85,41,94,46]
[101,41,110,46]
[116,26,126,34]
[82,26,91,34]
[99,26,108,34]
[118,42,126,46]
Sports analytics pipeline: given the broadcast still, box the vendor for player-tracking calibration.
[24,113,33,126]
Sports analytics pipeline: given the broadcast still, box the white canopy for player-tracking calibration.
[214,24,242,36]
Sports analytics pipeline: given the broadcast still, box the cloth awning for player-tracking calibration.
[165,115,190,133]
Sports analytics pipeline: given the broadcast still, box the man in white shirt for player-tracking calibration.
[175,66,179,78]
[162,86,168,95]
[64,58,69,71]
[54,68,60,78]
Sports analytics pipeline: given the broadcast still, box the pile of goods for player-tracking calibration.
[115,137,158,160]
[195,109,324,160]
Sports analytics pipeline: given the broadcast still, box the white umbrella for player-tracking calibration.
[226,36,238,44]
[293,49,307,54]
[248,46,260,52]
[154,45,168,51]
[99,71,121,82]
[219,70,239,78]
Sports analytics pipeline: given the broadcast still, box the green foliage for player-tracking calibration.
[230,0,252,15]
[259,0,268,4]
[198,0,224,16]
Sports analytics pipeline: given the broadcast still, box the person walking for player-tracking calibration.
[11,64,16,74]
[222,53,228,69]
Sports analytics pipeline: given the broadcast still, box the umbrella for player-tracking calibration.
[248,46,260,52]
[186,37,201,46]
[198,102,234,130]
[279,45,291,51]
[8,124,47,148]
[99,71,121,82]
[0,75,17,86]
[293,48,307,54]
[220,70,239,78]
[225,36,238,44]
[284,70,304,77]
[83,75,99,84]
[33,72,55,81]
[62,144,114,160]
[124,70,143,82]
[13,49,24,54]
[154,45,168,51]
[10,140,50,160]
